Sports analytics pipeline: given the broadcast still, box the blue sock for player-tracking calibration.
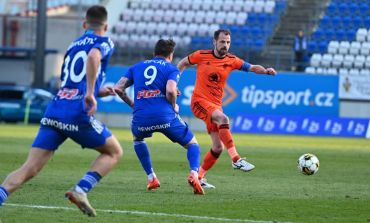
[77,171,102,193]
[134,140,153,175]
[0,186,9,206]
[187,144,201,172]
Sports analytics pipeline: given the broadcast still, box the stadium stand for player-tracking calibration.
[110,0,287,59]
[305,0,370,76]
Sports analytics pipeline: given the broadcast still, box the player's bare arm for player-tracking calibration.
[249,65,277,76]
[166,79,179,113]
[85,48,102,116]
[177,57,191,73]
[114,77,134,108]
[98,86,115,97]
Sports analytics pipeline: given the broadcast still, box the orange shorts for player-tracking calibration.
[191,97,222,133]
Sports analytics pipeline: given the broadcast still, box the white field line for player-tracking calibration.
[4,203,293,223]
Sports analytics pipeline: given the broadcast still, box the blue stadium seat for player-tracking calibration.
[346,29,356,41]
[348,3,359,14]
[307,40,318,53]
[318,41,328,53]
[331,16,341,27]
[342,16,351,28]
[335,29,346,41]
[320,15,330,28]
[326,4,336,16]
[364,16,370,28]
[352,16,362,29]
[313,28,324,40]
[338,3,348,14]
[325,28,335,40]
[359,3,369,15]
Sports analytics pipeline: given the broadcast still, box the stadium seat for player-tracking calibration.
[360,42,370,55]
[305,66,316,74]
[194,11,206,24]
[188,23,199,36]
[339,68,349,76]
[243,0,254,12]
[264,1,276,13]
[191,1,202,10]
[212,0,223,11]
[133,9,144,22]
[135,22,146,35]
[167,23,178,36]
[354,55,365,69]
[170,0,182,10]
[222,0,233,11]
[359,3,369,16]
[215,11,227,24]
[181,1,191,10]
[360,69,370,76]
[349,68,360,76]
[320,16,330,28]
[226,12,237,25]
[332,54,344,68]
[335,29,346,41]
[321,54,333,67]
[326,67,338,75]
[316,67,325,74]
[310,53,322,67]
[204,11,216,24]
[236,12,248,25]
[365,56,370,69]
[338,41,350,54]
[117,34,129,47]
[184,11,195,23]
[145,22,158,35]
[253,0,265,13]
[163,10,175,23]
[349,41,361,55]
[197,23,209,36]
[327,41,339,54]
[177,23,188,36]
[356,28,368,42]
[143,9,154,22]
[343,55,355,68]
[153,10,165,22]
[233,0,244,12]
[346,29,356,41]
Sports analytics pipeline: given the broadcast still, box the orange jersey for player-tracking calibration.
[188,50,245,106]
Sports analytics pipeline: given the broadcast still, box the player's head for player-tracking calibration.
[83,5,108,33]
[213,29,231,57]
[154,39,176,61]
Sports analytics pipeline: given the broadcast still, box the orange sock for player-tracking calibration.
[219,124,240,162]
[199,149,220,179]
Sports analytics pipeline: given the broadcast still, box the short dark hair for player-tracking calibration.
[214,29,231,40]
[154,39,176,58]
[86,5,107,27]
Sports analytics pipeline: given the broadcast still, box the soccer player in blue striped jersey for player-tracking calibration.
[0,5,123,217]
[114,39,204,195]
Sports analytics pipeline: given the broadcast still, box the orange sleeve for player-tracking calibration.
[233,56,245,70]
[188,50,202,65]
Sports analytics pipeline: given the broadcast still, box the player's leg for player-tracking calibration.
[131,123,159,191]
[133,137,160,191]
[211,110,255,172]
[66,135,122,217]
[163,116,204,195]
[66,120,123,217]
[0,148,54,206]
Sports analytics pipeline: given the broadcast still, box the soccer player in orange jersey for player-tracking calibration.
[177,29,277,188]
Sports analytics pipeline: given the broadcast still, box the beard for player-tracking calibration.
[216,47,228,56]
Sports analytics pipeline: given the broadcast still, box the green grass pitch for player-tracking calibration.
[0,124,369,223]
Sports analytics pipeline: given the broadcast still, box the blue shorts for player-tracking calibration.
[131,115,194,146]
[32,116,112,150]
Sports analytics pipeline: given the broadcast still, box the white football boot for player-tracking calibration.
[232,158,255,172]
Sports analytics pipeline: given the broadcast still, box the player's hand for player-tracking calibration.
[174,104,179,114]
[177,88,181,96]
[266,68,277,76]
[84,94,97,116]
[113,86,124,96]
[98,86,115,97]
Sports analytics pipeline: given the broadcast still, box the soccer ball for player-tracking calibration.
[297,153,319,175]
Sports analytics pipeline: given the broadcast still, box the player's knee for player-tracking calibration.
[212,144,224,153]
[213,113,229,125]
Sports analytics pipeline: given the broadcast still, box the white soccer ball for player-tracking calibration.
[297,153,319,175]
